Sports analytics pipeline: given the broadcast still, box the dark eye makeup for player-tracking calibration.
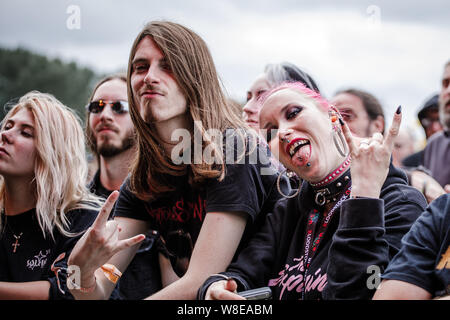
[285,106,303,120]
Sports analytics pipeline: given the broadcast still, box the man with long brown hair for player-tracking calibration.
[68,20,289,300]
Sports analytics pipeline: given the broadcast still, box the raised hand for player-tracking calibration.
[341,106,402,199]
[68,191,145,287]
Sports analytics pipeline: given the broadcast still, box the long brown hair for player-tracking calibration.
[127,21,249,200]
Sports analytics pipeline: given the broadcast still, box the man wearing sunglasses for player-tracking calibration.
[86,74,135,192]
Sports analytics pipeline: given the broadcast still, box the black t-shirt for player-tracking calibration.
[0,208,97,299]
[381,193,450,297]
[114,139,290,277]
[88,170,112,200]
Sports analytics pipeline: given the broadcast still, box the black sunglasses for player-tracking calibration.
[86,100,129,114]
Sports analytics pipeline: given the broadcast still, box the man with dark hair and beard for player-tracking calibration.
[86,74,136,198]
[85,74,161,299]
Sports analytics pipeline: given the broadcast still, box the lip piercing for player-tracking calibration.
[281,137,291,144]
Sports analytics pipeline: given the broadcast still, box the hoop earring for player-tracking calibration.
[329,109,349,158]
[332,127,349,157]
[277,169,301,199]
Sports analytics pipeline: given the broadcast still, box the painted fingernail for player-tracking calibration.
[396,105,402,114]
[339,118,344,126]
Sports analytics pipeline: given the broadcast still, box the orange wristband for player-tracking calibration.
[101,264,122,284]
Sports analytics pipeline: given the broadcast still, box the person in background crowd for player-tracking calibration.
[419,94,445,139]
[331,88,385,138]
[85,74,161,299]
[392,129,416,168]
[402,94,443,168]
[243,62,320,133]
[86,74,135,200]
[67,20,290,300]
[423,60,450,192]
[198,82,426,300]
[0,91,103,299]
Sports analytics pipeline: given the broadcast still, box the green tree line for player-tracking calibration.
[0,47,100,121]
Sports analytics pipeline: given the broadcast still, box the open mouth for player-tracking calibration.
[287,139,310,158]
[286,138,311,167]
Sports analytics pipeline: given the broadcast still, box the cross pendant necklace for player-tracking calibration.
[1,209,24,253]
[12,232,23,253]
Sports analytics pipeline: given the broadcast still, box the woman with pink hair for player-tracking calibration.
[198,82,427,300]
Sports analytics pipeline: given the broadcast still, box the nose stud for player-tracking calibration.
[281,136,291,144]
[280,129,293,144]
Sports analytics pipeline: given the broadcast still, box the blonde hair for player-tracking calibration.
[127,21,251,200]
[0,91,104,239]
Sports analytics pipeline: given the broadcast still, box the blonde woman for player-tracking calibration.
[0,91,103,299]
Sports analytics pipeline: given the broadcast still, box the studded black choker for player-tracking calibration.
[311,168,351,206]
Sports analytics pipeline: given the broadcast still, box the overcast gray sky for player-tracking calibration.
[1,0,449,140]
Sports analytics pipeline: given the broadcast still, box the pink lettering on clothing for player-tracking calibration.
[268,255,328,299]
